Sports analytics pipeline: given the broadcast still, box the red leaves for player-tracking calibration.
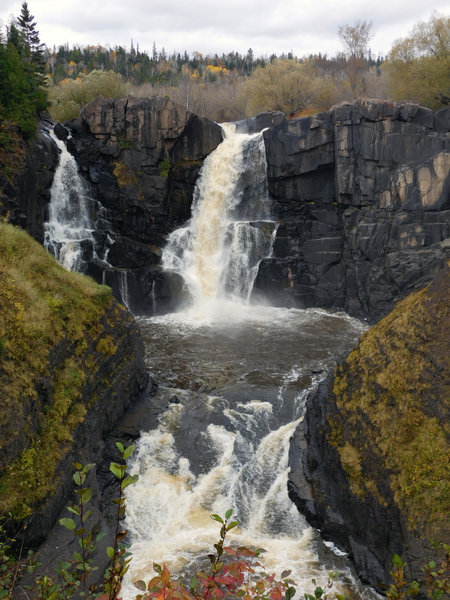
[130,512,296,600]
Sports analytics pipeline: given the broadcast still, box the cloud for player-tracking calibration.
[1,0,449,57]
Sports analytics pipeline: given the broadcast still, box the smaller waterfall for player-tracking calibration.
[44,130,94,272]
[162,124,276,308]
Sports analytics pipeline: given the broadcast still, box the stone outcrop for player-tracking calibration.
[288,265,450,589]
[256,99,450,321]
[65,96,223,313]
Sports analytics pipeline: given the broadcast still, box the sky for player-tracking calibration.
[1,0,449,59]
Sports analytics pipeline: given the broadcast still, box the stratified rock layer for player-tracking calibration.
[257,99,450,321]
[66,96,223,313]
[288,265,450,589]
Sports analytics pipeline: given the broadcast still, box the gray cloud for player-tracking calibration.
[1,0,448,57]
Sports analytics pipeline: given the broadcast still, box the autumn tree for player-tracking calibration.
[241,59,338,117]
[338,19,373,97]
[384,12,450,109]
[48,69,127,121]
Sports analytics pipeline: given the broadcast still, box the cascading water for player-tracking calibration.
[120,124,377,600]
[44,130,95,271]
[162,123,276,308]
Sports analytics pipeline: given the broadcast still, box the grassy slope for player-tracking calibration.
[329,265,449,545]
[0,222,116,520]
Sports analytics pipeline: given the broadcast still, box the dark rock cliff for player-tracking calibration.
[64,96,223,314]
[0,117,58,241]
[288,265,450,590]
[60,97,449,322]
[257,99,450,321]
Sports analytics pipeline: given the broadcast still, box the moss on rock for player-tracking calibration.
[329,264,449,545]
[0,222,146,527]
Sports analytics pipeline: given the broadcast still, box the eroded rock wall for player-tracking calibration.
[257,99,450,321]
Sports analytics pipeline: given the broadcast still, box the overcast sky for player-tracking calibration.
[1,1,449,59]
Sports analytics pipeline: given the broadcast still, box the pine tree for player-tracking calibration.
[17,2,46,85]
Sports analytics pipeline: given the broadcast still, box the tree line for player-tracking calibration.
[0,5,448,138]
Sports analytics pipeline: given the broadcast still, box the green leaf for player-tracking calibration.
[121,474,139,490]
[281,570,292,579]
[116,442,124,454]
[80,488,92,505]
[110,462,126,479]
[123,444,135,460]
[134,580,146,591]
[225,508,233,520]
[59,518,76,531]
[67,506,81,516]
[73,471,84,486]
[96,532,106,542]
[285,587,296,600]
[190,576,199,591]
[210,514,224,524]
[226,520,240,531]
[106,547,115,560]
[392,555,404,569]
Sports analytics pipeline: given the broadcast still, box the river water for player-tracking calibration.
[120,303,370,599]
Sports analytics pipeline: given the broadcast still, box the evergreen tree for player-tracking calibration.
[17,1,46,85]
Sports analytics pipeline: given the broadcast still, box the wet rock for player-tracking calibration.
[257,99,450,322]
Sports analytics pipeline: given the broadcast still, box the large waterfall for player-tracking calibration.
[119,126,375,600]
[44,131,95,271]
[162,123,276,309]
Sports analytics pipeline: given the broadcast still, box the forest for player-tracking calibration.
[0,4,449,133]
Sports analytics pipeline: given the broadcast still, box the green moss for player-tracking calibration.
[113,160,138,187]
[0,222,116,520]
[328,267,450,542]
[96,334,117,356]
[158,158,171,177]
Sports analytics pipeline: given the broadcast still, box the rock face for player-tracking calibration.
[65,96,223,313]
[0,117,59,241]
[0,223,148,546]
[256,99,450,321]
[288,265,450,590]
[65,97,448,322]
[2,99,448,322]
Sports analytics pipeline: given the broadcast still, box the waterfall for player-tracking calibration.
[162,123,276,307]
[44,130,94,272]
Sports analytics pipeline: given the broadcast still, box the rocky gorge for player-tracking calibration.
[0,96,448,592]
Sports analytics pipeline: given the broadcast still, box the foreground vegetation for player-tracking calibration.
[1,446,448,600]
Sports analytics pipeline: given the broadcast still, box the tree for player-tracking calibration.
[384,12,449,109]
[17,1,46,85]
[0,4,47,140]
[338,20,373,97]
[241,59,338,116]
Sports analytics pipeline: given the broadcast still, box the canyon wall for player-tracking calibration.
[0,223,148,546]
[258,99,450,321]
